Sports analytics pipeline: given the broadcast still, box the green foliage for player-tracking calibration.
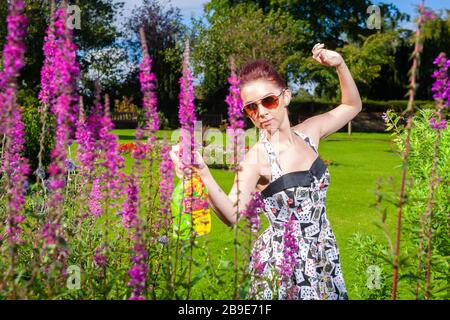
[205,0,408,48]
[18,90,55,181]
[349,108,450,300]
[0,0,124,96]
[191,2,311,99]
[136,109,170,130]
[192,1,448,103]
[298,32,400,99]
[348,233,392,300]
[391,108,450,299]
[369,10,450,101]
[417,10,450,100]
[126,0,185,103]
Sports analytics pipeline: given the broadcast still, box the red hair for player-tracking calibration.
[238,59,287,89]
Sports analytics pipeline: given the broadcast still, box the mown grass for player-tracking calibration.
[69,129,402,299]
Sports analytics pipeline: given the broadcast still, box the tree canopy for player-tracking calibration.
[0,0,124,97]
[191,2,311,99]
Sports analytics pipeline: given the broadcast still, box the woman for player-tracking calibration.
[170,43,362,300]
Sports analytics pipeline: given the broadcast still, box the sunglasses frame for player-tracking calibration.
[243,88,287,119]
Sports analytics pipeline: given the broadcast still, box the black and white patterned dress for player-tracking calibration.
[247,128,348,300]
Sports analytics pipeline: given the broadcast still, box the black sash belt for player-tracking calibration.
[261,156,327,198]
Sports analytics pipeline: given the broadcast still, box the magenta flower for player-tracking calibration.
[429,53,450,131]
[431,53,450,107]
[42,223,58,247]
[137,28,159,141]
[88,178,103,217]
[279,215,299,299]
[251,250,265,277]
[97,95,125,199]
[423,9,437,22]
[38,4,80,275]
[0,0,30,244]
[159,135,174,227]
[429,116,447,131]
[75,104,97,174]
[39,3,58,107]
[225,68,246,165]
[76,90,124,208]
[226,75,245,130]
[128,242,149,300]
[121,175,149,299]
[46,4,80,204]
[94,246,107,268]
[121,175,139,229]
[130,142,149,161]
[178,40,198,168]
[240,191,264,233]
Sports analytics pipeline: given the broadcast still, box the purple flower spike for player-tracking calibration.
[137,27,160,142]
[0,0,30,244]
[240,191,264,233]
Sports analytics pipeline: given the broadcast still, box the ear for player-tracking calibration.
[284,88,292,106]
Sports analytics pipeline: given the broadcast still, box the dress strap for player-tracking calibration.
[293,129,319,154]
[259,129,284,181]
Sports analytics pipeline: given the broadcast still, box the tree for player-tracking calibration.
[416,9,450,100]
[191,2,311,99]
[0,0,124,97]
[126,0,186,103]
[204,0,408,49]
[367,9,450,100]
[80,46,137,97]
[299,31,399,100]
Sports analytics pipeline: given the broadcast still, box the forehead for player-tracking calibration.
[240,79,281,104]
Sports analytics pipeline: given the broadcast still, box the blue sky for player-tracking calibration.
[384,0,449,16]
[118,0,449,26]
[119,0,207,25]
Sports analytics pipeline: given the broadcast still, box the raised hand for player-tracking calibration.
[312,43,344,67]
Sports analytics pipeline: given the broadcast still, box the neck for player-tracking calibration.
[265,116,295,148]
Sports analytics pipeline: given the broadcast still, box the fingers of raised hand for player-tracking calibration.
[313,51,326,64]
[312,43,325,56]
[312,43,326,60]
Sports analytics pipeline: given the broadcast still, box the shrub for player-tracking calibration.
[349,108,449,300]
[17,91,55,182]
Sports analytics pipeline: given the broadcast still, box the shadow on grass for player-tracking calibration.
[323,159,340,167]
[117,135,164,142]
[117,135,137,141]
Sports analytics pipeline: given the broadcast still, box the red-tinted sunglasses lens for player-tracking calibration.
[243,103,258,118]
[261,95,279,109]
[243,95,280,118]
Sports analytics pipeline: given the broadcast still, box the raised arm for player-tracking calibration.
[296,43,362,141]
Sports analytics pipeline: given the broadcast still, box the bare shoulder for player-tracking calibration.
[292,119,321,148]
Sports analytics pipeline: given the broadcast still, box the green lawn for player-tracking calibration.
[105,129,401,299]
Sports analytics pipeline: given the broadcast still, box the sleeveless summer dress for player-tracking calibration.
[247,128,348,300]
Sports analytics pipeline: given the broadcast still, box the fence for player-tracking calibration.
[111,112,138,129]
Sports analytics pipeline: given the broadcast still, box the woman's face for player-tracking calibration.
[240,79,291,130]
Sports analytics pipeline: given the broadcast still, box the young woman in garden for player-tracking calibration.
[170,43,362,300]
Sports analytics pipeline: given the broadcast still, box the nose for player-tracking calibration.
[257,102,268,118]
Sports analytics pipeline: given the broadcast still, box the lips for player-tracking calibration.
[261,119,272,126]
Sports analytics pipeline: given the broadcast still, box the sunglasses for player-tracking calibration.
[243,89,287,119]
